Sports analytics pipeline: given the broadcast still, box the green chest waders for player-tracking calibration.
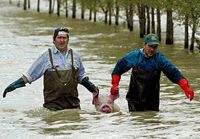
[43,49,80,110]
[126,66,161,112]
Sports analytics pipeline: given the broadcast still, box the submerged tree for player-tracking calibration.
[37,0,40,12]
[80,0,85,19]
[23,0,27,10]
[14,0,200,52]
[138,3,145,37]
[49,0,53,14]
[72,0,76,18]
[115,0,120,25]
[65,0,68,18]
[166,9,173,44]
[57,0,61,16]
[174,0,200,51]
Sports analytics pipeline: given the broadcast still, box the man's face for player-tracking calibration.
[143,43,158,58]
[54,33,69,52]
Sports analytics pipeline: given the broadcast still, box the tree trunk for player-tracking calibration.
[138,4,145,38]
[23,0,27,10]
[190,23,195,51]
[115,0,119,25]
[151,7,155,34]
[89,7,92,20]
[108,2,112,25]
[72,0,76,18]
[128,2,133,31]
[146,6,150,34]
[57,0,60,16]
[49,0,52,14]
[125,7,129,29]
[190,11,197,52]
[157,9,161,41]
[104,11,108,24]
[65,0,68,18]
[81,0,84,19]
[166,9,173,44]
[184,14,189,49]
[37,0,40,12]
[94,0,97,22]
[28,0,30,9]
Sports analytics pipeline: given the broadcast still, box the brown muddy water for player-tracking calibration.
[0,1,200,139]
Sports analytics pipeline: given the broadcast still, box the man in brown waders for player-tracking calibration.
[3,27,99,111]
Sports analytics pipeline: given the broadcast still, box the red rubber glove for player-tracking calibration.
[110,75,120,95]
[107,75,120,103]
[178,78,194,101]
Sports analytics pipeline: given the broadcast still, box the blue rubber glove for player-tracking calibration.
[3,77,26,98]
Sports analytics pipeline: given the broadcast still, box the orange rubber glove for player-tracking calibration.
[178,78,194,101]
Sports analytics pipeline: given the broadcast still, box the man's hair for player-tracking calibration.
[53,28,69,40]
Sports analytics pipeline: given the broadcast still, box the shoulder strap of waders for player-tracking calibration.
[48,48,61,78]
[132,50,143,73]
[68,48,76,72]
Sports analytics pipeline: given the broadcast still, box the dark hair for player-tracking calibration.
[53,28,69,40]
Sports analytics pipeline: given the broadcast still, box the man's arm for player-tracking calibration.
[159,53,194,100]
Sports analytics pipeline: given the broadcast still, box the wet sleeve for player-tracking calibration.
[159,53,184,84]
[78,61,87,82]
[112,50,139,75]
[23,51,49,83]
[74,51,87,83]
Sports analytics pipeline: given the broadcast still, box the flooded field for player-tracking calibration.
[0,1,200,139]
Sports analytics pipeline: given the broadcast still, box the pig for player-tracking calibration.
[93,93,120,113]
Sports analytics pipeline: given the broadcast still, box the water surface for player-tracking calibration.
[0,1,200,139]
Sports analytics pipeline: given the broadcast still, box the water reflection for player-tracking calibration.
[22,108,85,136]
[26,108,81,123]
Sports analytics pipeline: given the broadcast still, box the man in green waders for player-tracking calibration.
[3,27,99,111]
[107,34,194,112]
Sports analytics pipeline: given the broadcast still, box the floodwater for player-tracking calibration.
[0,1,200,139]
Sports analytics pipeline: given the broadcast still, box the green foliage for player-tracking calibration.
[173,0,200,28]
